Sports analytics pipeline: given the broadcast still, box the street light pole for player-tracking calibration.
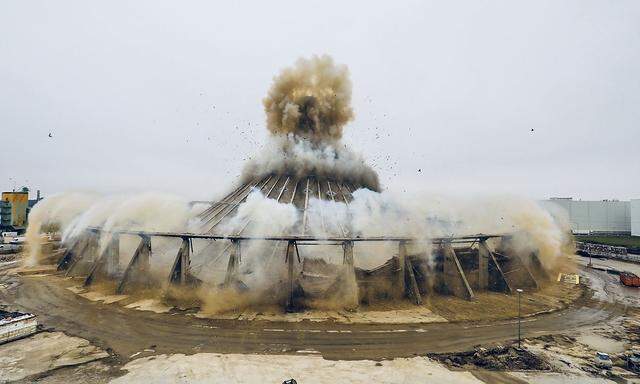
[516,288,523,349]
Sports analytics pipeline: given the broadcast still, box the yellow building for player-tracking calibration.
[2,191,28,228]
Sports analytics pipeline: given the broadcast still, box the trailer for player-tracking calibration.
[0,311,37,344]
[620,272,640,288]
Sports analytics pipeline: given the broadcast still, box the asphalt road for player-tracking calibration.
[0,260,631,362]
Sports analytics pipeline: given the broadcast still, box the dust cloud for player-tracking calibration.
[340,190,572,269]
[263,55,353,141]
[25,192,99,266]
[195,188,573,313]
[25,55,575,314]
[242,55,379,190]
[25,192,200,267]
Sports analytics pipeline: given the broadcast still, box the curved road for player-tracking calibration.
[0,265,629,361]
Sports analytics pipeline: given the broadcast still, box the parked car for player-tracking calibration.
[627,351,640,373]
[594,352,612,369]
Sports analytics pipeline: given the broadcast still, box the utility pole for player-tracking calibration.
[516,288,523,349]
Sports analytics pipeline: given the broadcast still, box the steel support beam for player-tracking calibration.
[487,247,512,294]
[342,240,358,308]
[84,234,119,287]
[519,253,539,289]
[105,234,120,275]
[405,257,422,305]
[285,240,296,312]
[397,241,407,298]
[443,243,475,300]
[343,240,354,267]
[65,232,98,277]
[168,238,191,285]
[116,235,151,294]
[223,240,240,287]
[505,251,539,290]
[57,238,82,271]
[478,240,490,290]
[527,251,547,283]
[87,226,505,244]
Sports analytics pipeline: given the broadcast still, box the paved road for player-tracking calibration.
[572,254,640,307]
[0,265,630,361]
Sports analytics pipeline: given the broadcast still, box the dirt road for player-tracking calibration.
[0,265,627,361]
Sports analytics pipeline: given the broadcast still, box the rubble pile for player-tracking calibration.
[428,344,551,371]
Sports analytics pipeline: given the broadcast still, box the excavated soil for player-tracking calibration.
[428,344,551,371]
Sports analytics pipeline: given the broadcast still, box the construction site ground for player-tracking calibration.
[1,254,639,383]
[7,262,583,325]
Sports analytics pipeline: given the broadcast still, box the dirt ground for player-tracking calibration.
[0,266,611,361]
[31,267,584,325]
[428,317,640,383]
[1,254,639,383]
[426,281,583,322]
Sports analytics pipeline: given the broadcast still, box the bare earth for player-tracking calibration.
[0,255,638,383]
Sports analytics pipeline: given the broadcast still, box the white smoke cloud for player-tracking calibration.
[26,192,200,267]
[241,55,380,191]
[25,192,99,266]
[201,188,572,286]
[221,189,300,237]
[241,135,380,191]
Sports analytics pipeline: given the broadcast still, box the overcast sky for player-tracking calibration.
[1,1,638,201]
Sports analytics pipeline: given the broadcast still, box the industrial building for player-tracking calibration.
[542,198,640,236]
[1,188,42,233]
[632,199,640,237]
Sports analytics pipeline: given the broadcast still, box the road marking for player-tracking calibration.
[296,349,320,354]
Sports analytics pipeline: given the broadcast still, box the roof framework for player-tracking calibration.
[197,173,364,236]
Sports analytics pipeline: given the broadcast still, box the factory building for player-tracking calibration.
[0,201,11,228]
[0,188,42,233]
[632,199,640,237]
[2,191,29,228]
[542,198,639,236]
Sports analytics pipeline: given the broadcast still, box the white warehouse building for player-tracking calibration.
[632,199,640,237]
[542,198,640,236]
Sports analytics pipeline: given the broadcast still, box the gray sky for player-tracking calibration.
[1,1,639,201]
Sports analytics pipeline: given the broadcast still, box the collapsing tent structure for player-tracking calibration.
[52,55,546,312]
[55,172,544,312]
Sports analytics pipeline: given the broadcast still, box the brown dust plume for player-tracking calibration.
[263,55,354,142]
